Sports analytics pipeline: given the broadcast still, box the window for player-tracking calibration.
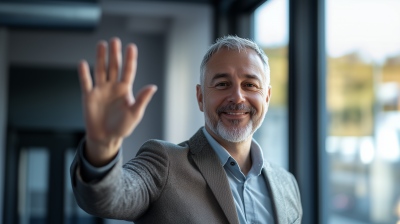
[326,0,400,223]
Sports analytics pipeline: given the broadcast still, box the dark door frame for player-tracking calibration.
[2,128,103,224]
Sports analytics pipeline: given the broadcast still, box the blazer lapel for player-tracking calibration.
[188,128,240,224]
[262,162,287,224]
[262,164,287,224]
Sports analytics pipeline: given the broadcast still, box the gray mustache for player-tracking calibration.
[216,103,257,116]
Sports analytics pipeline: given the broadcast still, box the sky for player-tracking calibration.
[255,0,400,63]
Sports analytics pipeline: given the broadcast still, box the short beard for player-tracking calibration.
[204,103,266,143]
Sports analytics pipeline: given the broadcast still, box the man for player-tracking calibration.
[71,36,302,224]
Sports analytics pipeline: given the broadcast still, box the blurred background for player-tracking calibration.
[0,0,399,223]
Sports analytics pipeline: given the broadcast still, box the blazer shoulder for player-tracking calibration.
[137,139,190,156]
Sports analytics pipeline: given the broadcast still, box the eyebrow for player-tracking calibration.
[210,73,262,83]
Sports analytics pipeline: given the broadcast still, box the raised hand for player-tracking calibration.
[78,38,157,167]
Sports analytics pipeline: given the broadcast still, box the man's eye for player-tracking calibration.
[216,83,227,87]
[245,83,256,88]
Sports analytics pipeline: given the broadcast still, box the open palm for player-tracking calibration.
[78,38,157,166]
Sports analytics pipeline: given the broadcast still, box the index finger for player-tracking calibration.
[121,44,138,85]
[78,60,93,94]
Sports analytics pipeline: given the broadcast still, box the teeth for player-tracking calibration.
[226,112,246,115]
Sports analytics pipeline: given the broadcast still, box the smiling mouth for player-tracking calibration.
[223,112,249,115]
[216,103,255,117]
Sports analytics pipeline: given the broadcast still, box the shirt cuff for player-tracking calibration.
[78,138,122,183]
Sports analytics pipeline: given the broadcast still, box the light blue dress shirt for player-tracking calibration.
[80,128,275,224]
[202,128,275,224]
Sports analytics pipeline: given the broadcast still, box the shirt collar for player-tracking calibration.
[202,127,264,174]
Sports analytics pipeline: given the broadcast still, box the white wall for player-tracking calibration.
[165,9,211,144]
[0,27,9,224]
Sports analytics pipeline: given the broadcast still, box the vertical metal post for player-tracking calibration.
[317,0,328,223]
[288,0,326,223]
[3,129,19,224]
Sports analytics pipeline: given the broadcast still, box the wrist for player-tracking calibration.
[85,136,123,167]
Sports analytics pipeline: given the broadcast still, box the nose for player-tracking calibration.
[227,84,245,104]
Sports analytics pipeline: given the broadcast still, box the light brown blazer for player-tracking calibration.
[70,128,302,224]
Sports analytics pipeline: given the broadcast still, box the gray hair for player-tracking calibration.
[200,35,270,90]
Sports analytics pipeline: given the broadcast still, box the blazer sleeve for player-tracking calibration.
[70,139,170,221]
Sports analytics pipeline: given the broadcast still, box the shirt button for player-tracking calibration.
[230,162,235,166]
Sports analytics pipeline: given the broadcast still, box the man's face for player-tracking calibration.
[196,48,271,142]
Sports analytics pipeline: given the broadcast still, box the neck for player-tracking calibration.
[205,125,253,176]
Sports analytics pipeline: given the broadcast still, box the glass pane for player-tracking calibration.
[18,148,50,224]
[64,149,97,224]
[326,0,400,223]
[253,0,289,169]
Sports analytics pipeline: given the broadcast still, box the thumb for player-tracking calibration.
[130,85,158,117]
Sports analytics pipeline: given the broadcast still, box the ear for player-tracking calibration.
[196,84,204,112]
[266,85,272,105]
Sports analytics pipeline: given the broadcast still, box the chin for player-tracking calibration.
[204,103,267,143]
[205,114,258,143]
[216,119,254,143]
